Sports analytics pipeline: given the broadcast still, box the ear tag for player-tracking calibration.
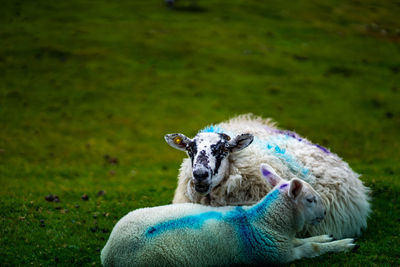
[173,136,182,145]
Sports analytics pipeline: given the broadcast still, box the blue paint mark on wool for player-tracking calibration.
[274,145,285,154]
[314,144,330,154]
[267,127,330,154]
[247,188,280,221]
[199,124,236,139]
[200,124,310,179]
[200,125,225,133]
[146,211,223,238]
[261,168,271,177]
[273,129,303,142]
[279,183,288,189]
[253,136,310,179]
[268,144,310,178]
[145,189,281,260]
[225,207,276,263]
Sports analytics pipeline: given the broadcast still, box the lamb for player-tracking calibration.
[165,114,371,239]
[101,164,357,266]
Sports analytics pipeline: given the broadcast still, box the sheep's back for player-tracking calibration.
[102,204,243,266]
[209,114,371,238]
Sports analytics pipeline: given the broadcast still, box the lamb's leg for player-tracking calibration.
[290,239,356,261]
[292,235,333,247]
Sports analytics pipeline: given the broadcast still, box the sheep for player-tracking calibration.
[101,164,357,266]
[165,114,371,239]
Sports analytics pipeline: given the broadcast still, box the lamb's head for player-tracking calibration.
[165,132,254,194]
[260,163,326,231]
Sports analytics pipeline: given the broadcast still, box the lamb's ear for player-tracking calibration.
[260,163,282,187]
[164,133,191,151]
[288,178,303,199]
[227,133,254,152]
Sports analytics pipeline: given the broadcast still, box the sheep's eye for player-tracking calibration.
[306,197,316,203]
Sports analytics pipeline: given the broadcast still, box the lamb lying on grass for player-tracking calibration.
[101,164,357,266]
[165,114,371,238]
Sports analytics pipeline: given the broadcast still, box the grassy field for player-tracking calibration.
[1,0,399,265]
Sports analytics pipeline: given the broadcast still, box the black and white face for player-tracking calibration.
[165,132,254,194]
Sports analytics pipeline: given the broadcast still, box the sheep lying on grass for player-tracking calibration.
[165,114,371,238]
[101,164,357,266]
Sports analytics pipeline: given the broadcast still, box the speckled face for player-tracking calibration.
[165,131,254,195]
[188,133,231,194]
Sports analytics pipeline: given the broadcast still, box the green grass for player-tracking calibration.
[1,0,400,265]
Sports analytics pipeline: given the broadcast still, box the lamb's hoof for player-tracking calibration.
[352,244,360,252]
[321,235,334,242]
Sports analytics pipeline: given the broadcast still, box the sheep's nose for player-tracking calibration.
[193,169,209,181]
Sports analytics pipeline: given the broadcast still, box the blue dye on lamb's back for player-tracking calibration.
[145,188,281,260]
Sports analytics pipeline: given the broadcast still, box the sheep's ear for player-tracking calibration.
[164,133,191,151]
[227,133,254,152]
[288,178,303,199]
[260,163,282,187]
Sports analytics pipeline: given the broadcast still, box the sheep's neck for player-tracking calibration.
[249,190,297,237]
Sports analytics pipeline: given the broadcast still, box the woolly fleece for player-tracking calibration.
[172,114,371,238]
[101,176,354,266]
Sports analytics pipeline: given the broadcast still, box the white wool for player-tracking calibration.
[101,176,356,266]
[172,114,371,238]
